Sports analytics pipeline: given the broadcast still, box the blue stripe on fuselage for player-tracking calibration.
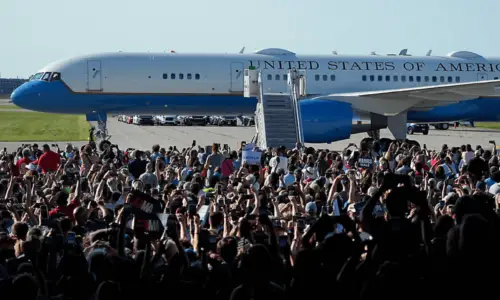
[11,80,500,122]
[11,80,257,115]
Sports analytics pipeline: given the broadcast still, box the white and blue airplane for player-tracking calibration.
[10,48,500,144]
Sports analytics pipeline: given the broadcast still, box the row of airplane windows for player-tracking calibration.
[162,73,201,80]
[363,74,462,83]
[263,73,500,83]
[362,75,500,83]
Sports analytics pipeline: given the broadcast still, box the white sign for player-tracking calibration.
[242,150,261,165]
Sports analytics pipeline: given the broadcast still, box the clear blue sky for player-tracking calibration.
[1,0,498,78]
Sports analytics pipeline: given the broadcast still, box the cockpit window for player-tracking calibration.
[31,73,44,81]
[42,72,52,81]
[50,72,61,81]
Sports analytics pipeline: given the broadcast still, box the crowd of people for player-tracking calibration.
[1,139,500,300]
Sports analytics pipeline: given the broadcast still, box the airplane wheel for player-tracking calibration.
[99,140,112,152]
[442,123,449,130]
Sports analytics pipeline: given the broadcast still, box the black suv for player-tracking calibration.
[407,123,429,135]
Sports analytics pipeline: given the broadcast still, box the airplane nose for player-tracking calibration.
[10,83,28,108]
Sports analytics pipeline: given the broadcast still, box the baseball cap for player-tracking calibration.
[305,201,317,213]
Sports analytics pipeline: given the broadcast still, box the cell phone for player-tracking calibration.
[423,144,427,149]
[489,140,495,144]
[287,185,297,197]
[243,194,254,200]
[192,140,196,147]
[224,144,228,151]
[66,232,76,245]
[40,205,48,216]
[297,218,306,229]
[188,204,197,217]
[208,234,217,244]
[279,236,288,248]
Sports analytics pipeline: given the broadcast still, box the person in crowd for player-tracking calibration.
[0,138,499,300]
[32,144,61,173]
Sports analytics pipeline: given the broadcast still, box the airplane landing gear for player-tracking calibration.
[86,112,112,152]
[96,120,112,152]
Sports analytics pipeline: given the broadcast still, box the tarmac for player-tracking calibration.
[0,117,498,153]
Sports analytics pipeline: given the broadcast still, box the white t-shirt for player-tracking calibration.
[269,155,288,173]
[462,151,474,165]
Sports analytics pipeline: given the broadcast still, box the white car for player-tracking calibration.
[154,115,178,125]
[133,115,155,125]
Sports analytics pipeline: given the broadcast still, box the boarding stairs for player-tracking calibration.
[245,69,305,150]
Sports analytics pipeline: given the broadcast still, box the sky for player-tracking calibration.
[0,0,498,78]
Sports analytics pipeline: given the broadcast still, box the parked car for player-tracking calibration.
[154,115,178,125]
[216,116,237,126]
[407,123,429,135]
[209,116,220,125]
[133,115,155,125]
[185,116,209,126]
[242,116,255,126]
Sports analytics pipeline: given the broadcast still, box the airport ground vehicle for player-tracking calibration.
[431,122,475,130]
[407,123,429,135]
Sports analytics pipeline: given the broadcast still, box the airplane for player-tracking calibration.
[10,47,500,146]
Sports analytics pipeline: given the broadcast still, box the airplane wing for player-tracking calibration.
[312,79,500,116]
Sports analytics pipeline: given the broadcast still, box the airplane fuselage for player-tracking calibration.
[11,48,500,123]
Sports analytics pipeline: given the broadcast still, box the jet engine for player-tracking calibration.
[300,100,387,143]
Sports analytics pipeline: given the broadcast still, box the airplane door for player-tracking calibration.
[230,62,244,92]
[477,73,488,81]
[87,60,103,91]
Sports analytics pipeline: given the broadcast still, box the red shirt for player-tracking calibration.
[34,150,61,173]
[16,157,32,175]
[49,198,80,221]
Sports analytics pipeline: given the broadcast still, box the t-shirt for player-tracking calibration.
[49,197,80,221]
[489,183,500,195]
[34,150,61,174]
[269,156,288,173]
[16,157,32,175]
